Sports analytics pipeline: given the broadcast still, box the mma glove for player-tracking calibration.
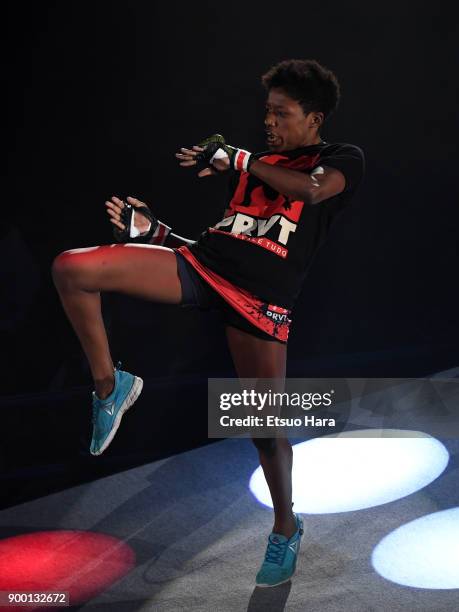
[113,200,171,245]
[195,134,254,172]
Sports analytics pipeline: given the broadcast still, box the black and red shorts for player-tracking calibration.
[174,246,291,344]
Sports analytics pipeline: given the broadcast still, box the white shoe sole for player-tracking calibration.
[91,375,144,456]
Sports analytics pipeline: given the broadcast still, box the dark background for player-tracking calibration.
[4,1,458,396]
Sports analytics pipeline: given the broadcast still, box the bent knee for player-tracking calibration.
[51,251,74,280]
[51,248,92,286]
[52,246,102,273]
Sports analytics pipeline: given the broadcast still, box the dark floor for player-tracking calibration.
[0,367,458,611]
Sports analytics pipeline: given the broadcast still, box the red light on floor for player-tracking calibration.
[0,530,135,609]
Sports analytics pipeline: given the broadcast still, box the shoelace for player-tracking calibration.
[265,538,288,565]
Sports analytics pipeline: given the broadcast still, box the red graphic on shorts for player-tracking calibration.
[177,246,291,342]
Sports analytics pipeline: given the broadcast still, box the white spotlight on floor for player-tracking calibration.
[372,507,459,589]
[249,429,449,513]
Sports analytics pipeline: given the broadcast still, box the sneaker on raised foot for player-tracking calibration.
[255,513,304,588]
[90,361,143,456]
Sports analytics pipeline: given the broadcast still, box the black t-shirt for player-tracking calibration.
[189,142,365,309]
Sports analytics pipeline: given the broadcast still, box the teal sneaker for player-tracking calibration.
[90,361,143,456]
[255,513,304,587]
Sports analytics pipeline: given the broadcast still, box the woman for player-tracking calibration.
[52,58,364,587]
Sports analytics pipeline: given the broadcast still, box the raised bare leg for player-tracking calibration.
[52,244,182,398]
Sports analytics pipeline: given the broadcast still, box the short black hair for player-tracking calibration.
[261,59,340,119]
